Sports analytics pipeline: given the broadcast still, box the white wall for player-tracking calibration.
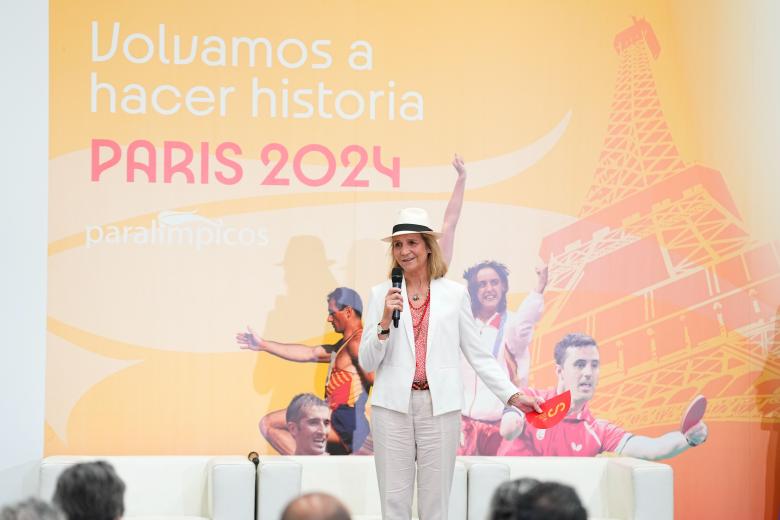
[0,0,48,506]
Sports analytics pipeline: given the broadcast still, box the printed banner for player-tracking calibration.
[48,2,780,519]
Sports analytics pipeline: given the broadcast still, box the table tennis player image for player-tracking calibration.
[498,333,709,458]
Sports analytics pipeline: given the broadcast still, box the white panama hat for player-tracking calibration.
[382,207,442,242]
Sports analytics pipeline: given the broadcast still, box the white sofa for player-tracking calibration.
[259,456,467,520]
[39,455,672,520]
[39,456,257,520]
[460,456,673,520]
[258,456,672,520]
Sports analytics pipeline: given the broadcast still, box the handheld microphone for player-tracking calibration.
[391,267,403,328]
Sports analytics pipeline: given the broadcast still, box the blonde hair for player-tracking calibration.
[387,233,448,280]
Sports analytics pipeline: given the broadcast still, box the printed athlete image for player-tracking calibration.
[498,333,709,459]
[236,154,468,455]
[285,393,332,456]
[458,262,548,455]
[238,288,371,455]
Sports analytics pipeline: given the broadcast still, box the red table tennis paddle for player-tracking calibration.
[525,390,571,429]
[680,395,707,433]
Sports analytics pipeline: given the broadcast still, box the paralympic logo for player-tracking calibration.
[85,210,269,250]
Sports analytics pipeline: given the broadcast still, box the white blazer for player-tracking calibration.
[359,277,517,416]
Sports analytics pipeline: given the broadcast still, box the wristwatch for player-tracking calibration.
[377,322,390,336]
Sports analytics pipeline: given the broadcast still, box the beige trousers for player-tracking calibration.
[371,390,461,520]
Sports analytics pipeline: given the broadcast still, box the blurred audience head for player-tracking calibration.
[281,492,350,520]
[489,478,540,520]
[489,479,587,520]
[0,498,61,520]
[52,461,125,520]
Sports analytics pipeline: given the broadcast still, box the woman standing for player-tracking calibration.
[359,208,542,520]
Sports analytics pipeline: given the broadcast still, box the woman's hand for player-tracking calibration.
[508,392,544,414]
[382,287,403,327]
[236,326,263,351]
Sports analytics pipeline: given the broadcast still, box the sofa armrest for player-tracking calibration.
[605,457,673,520]
[462,460,509,520]
[39,458,70,502]
[208,457,255,520]
[256,459,302,520]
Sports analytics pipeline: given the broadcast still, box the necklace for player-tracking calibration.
[410,283,429,302]
[410,290,431,328]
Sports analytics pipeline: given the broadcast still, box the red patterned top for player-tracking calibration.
[410,290,431,385]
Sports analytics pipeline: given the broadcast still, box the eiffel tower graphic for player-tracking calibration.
[533,17,780,430]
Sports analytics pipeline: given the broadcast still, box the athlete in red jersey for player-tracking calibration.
[498,333,708,459]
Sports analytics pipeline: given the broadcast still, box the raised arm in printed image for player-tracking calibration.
[439,153,468,265]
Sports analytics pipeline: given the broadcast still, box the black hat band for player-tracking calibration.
[392,223,433,234]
